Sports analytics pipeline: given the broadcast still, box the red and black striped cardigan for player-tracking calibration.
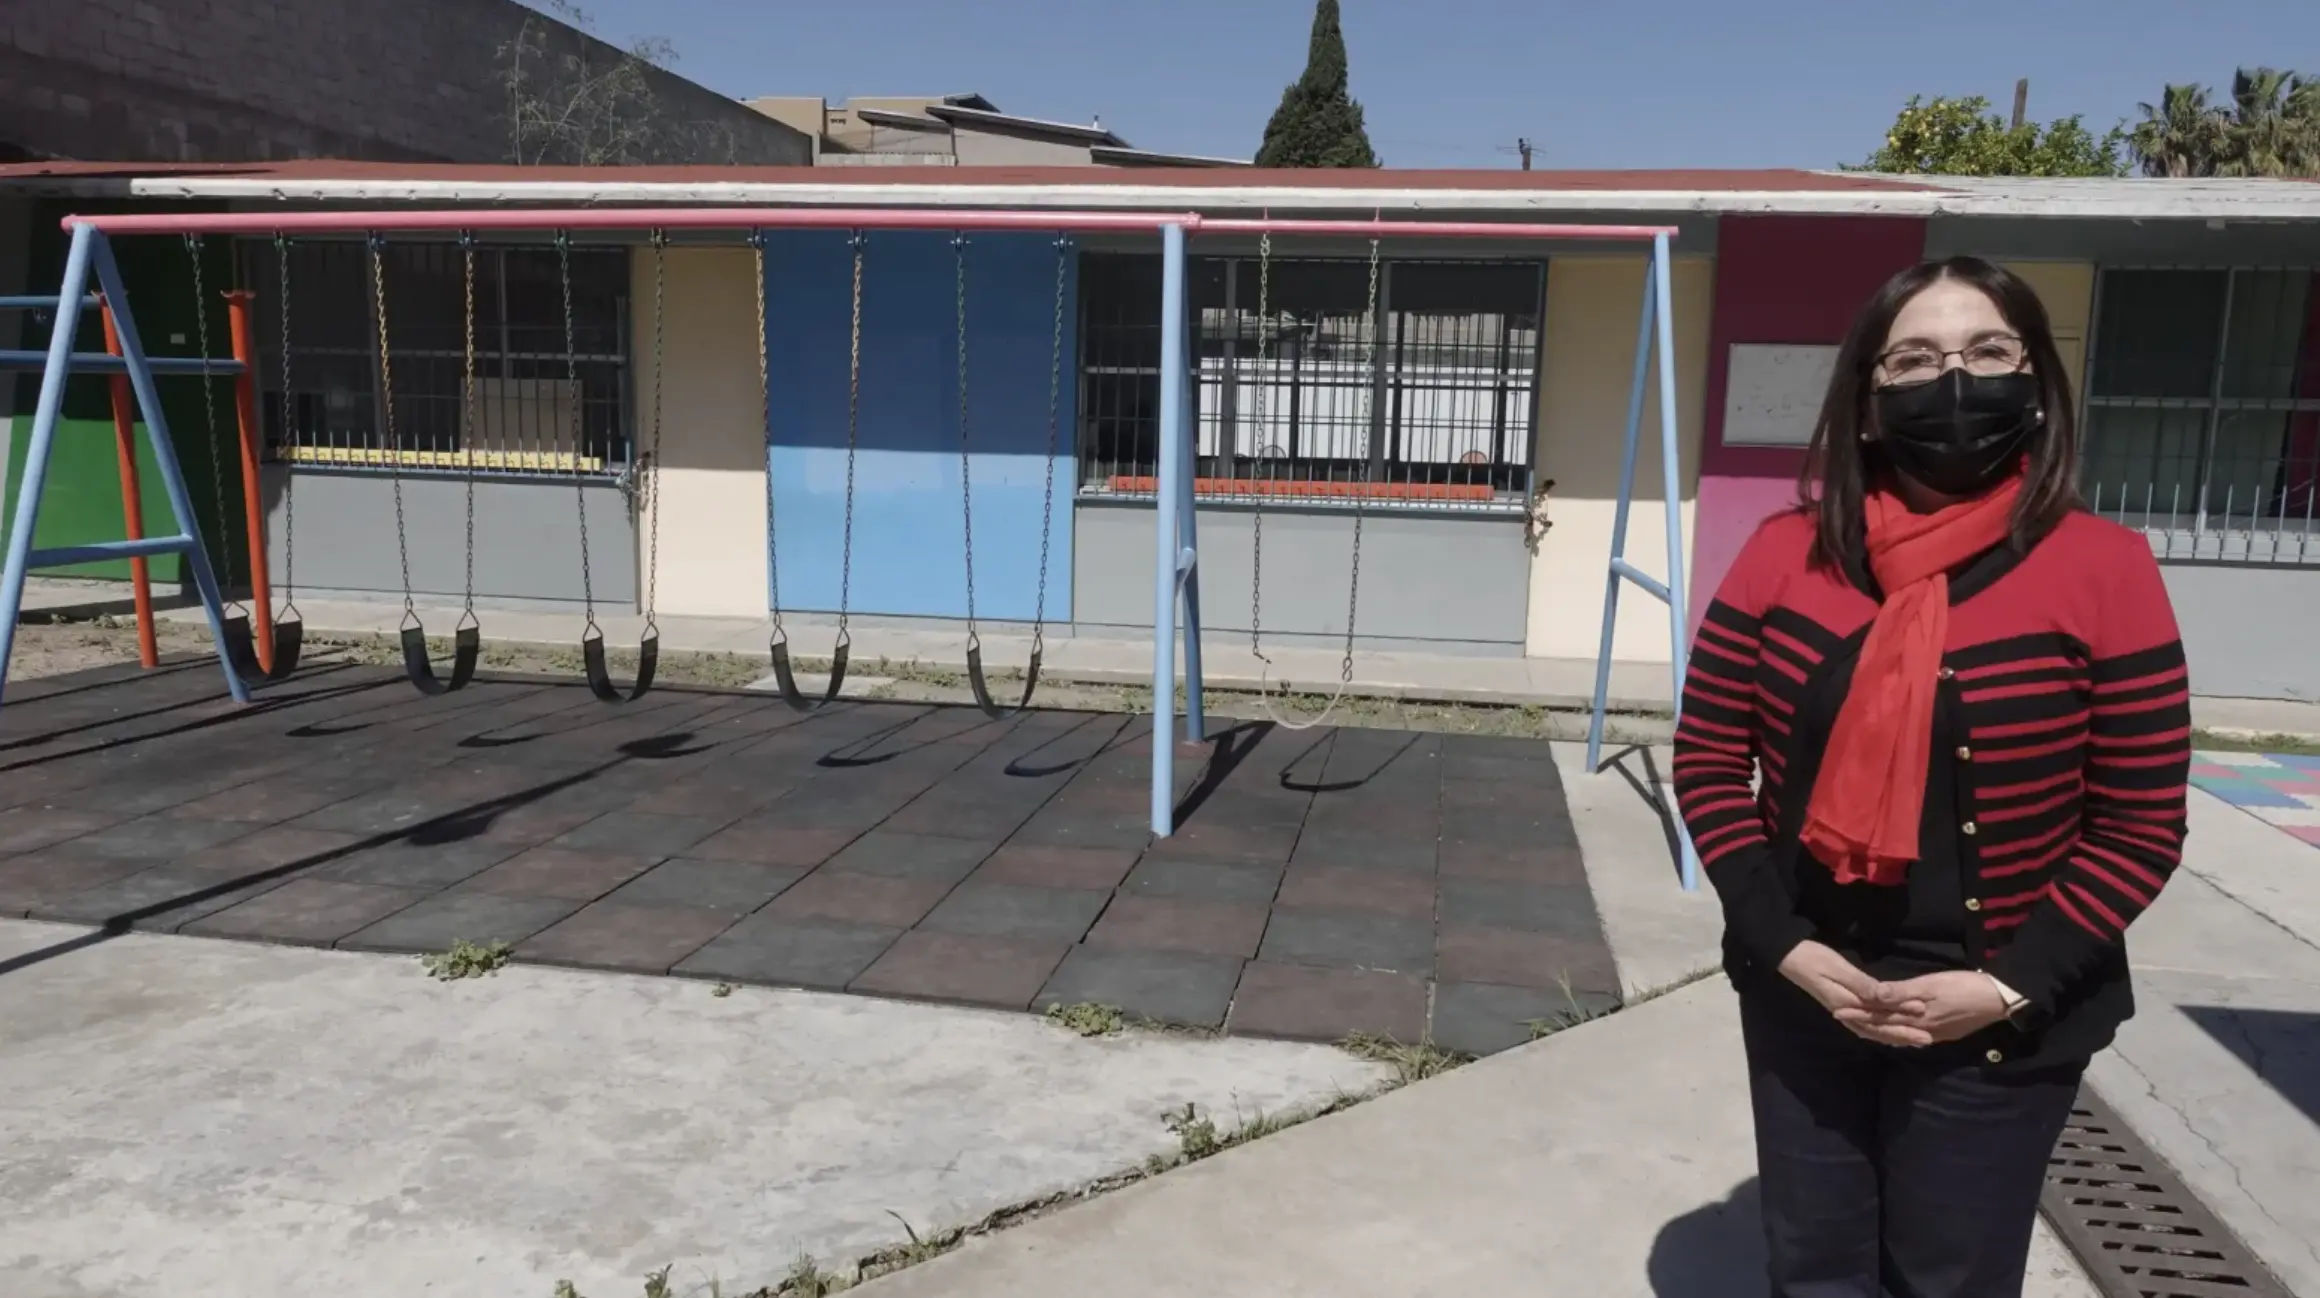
[1674,507,2193,1065]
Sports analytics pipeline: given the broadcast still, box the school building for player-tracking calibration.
[3,163,2317,699]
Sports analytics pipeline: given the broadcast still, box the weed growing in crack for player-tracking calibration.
[1340,1032,1471,1084]
[1162,1101,1224,1163]
[775,1254,852,1296]
[420,938,511,981]
[1043,1001,1126,1037]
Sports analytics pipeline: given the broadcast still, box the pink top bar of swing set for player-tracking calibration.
[60,208,1679,241]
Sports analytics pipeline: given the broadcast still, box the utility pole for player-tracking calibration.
[1516,137,1534,170]
[2011,78,2029,129]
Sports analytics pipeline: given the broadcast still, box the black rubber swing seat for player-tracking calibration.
[965,641,1043,720]
[399,621,481,696]
[768,635,848,712]
[219,611,306,686]
[581,628,658,704]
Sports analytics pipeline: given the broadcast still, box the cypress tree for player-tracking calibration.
[1256,0,1380,168]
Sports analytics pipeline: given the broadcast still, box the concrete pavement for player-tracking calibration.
[0,922,1385,1298]
[2083,788,2320,1297]
[849,976,2096,1298]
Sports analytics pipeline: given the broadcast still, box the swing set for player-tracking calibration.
[0,206,1696,878]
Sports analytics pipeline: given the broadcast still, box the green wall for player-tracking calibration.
[1,199,245,589]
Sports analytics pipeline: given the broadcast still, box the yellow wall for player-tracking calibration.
[632,246,770,619]
[2001,261,2095,401]
[1526,255,1714,663]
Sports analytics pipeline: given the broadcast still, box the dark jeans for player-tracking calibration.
[1739,980,2083,1298]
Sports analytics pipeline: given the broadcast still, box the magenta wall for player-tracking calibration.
[1689,216,1929,627]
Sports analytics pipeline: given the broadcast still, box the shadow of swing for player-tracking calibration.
[1280,726,1424,795]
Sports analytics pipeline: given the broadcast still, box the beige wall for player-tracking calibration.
[1999,260,2095,402]
[951,127,1096,166]
[1525,255,1714,663]
[632,247,771,620]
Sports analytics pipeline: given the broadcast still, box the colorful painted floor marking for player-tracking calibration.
[2189,751,2320,850]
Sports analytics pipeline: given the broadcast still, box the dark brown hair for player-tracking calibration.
[1799,255,2083,572]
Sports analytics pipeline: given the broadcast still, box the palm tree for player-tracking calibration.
[2219,66,2303,177]
[2286,75,2320,175]
[2131,83,2227,177]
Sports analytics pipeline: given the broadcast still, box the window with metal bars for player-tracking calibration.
[1076,252,1544,510]
[2082,265,2320,564]
[237,239,634,475]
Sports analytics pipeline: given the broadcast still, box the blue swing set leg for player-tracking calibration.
[0,222,253,711]
[1583,233,1702,891]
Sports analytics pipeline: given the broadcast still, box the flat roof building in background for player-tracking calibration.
[744,94,1251,168]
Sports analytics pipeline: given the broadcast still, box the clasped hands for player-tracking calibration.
[1778,940,2010,1047]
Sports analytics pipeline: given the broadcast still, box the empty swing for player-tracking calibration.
[1244,230,1381,732]
[183,234,303,684]
[949,233,1070,720]
[559,229,659,705]
[365,232,482,695]
[756,228,860,712]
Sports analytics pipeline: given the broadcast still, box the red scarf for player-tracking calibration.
[1798,476,2022,886]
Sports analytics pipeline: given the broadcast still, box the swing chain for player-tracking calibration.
[555,230,598,633]
[1248,229,1274,667]
[457,231,480,631]
[840,230,863,642]
[752,229,784,644]
[183,234,247,614]
[1031,234,1069,658]
[952,233,980,650]
[1341,237,1382,686]
[272,234,297,617]
[366,232,420,628]
[641,228,667,638]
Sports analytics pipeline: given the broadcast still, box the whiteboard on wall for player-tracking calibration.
[1723,343,1839,448]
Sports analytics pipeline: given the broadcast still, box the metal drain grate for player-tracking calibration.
[2042,1087,2291,1298]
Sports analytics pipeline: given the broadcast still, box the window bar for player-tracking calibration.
[2193,268,2239,541]
[1388,303,1408,469]
[1285,319,1304,468]
[1490,316,1513,477]
[1222,257,1241,482]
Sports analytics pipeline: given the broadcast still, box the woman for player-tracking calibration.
[1673,256,2192,1298]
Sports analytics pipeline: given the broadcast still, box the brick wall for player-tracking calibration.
[0,0,810,164]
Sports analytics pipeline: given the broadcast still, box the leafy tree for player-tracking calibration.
[499,0,742,165]
[1852,95,2129,177]
[2132,83,2230,177]
[1256,0,1380,168]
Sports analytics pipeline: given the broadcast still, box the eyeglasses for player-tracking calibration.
[1877,335,2028,385]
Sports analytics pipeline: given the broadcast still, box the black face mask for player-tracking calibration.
[1871,369,2042,496]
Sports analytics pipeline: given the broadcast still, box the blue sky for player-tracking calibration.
[567,0,2320,169]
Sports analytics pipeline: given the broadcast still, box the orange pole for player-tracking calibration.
[99,302,161,669]
[222,289,274,671]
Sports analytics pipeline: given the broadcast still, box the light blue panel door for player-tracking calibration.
[762,229,1078,621]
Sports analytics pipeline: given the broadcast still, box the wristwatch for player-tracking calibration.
[1984,972,2031,1022]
